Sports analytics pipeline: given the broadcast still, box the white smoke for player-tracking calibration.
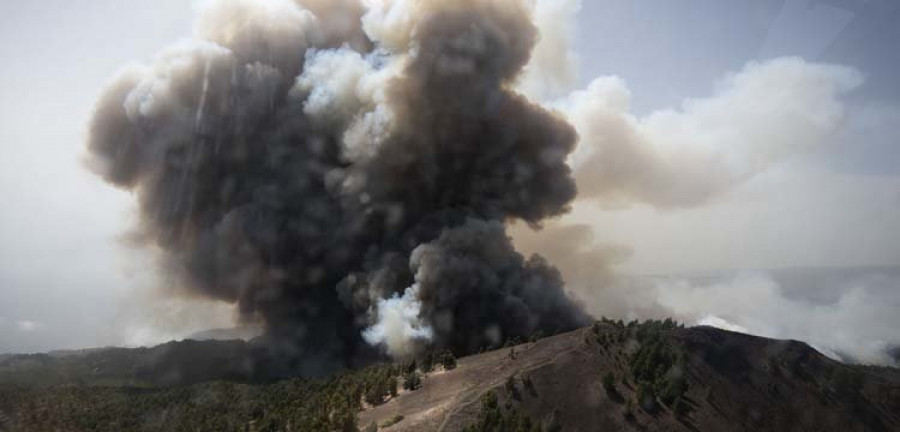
[363,284,433,357]
[564,57,862,208]
[653,273,900,365]
[294,46,400,162]
[516,0,581,101]
[360,0,418,52]
[513,55,865,288]
[193,0,317,71]
[509,53,900,365]
[696,316,749,334]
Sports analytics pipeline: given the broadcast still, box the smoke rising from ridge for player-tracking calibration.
[85,0,892,370]
[362,283,432,358]
[87,0,588,369]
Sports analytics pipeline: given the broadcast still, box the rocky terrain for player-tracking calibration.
[359,321,900,431]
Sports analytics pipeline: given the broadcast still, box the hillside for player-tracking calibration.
[359,321,900,431]
[0,339,266,388]
[0,337,347,388]
[1,322,899,431]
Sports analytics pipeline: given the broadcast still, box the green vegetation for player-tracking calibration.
[602,372,615,393]
[505,375,521,401]
[380,414,404,428]
[405,349,456,375]
[402,370,422,391]
[528,330,545,343]
[388,376,398,398]
[440,350,458,371]
[672,396,691,418]
[628,319,689,413]
[623,399,636,421]
[0,339,467,431]
[504,337,524,348]
[636,381,657,412]
[592,318,691,416]
[0,362,405,432]
[420,351,435,373]
[462,390,541,432]
[521,373,537,397]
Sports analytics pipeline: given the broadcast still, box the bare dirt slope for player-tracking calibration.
[358,329,582,431]
[358,323,900,431]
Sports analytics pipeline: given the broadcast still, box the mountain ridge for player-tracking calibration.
[1,322,898,431]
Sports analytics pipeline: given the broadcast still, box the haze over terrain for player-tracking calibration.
[0,0,898,369]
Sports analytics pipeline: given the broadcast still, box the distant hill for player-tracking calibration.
[1,322,898,431]
[187,326,262,342]
[0,339,278,388]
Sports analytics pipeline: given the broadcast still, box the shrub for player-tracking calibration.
[505,375,521,400]
[389,376,398,398]
[402,371,422,391]
[441,351,457,371]
[626,320,688,408]
[659,375,686,407]
[521,374,537,397]
[673,396,691,418]
[380,415,404,428]
[623,399,636,421]
[420,352,435,373]
[404,359,417,375]
[364,378,387,406]
[636,382,657,412]
[602,372,616,394]
[462,390,540,432]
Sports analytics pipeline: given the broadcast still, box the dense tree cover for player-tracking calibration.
[592,318,690,416]
[602,372,616,395]
[462,372,567,432]
[402,371,422,391]
[0,339,477,430]
[0,342,479,430]
[462,390,542,432]
[0,340,353,388]
[441,350,458,371]
[0,362,404,432]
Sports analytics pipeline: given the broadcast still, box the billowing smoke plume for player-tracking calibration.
[565,57,862,208]
[86,0,588,369]
[515,0,581,101]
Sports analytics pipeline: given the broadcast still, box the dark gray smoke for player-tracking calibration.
[86,0,588,372]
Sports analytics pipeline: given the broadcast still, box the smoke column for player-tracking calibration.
[86,0,589,371]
